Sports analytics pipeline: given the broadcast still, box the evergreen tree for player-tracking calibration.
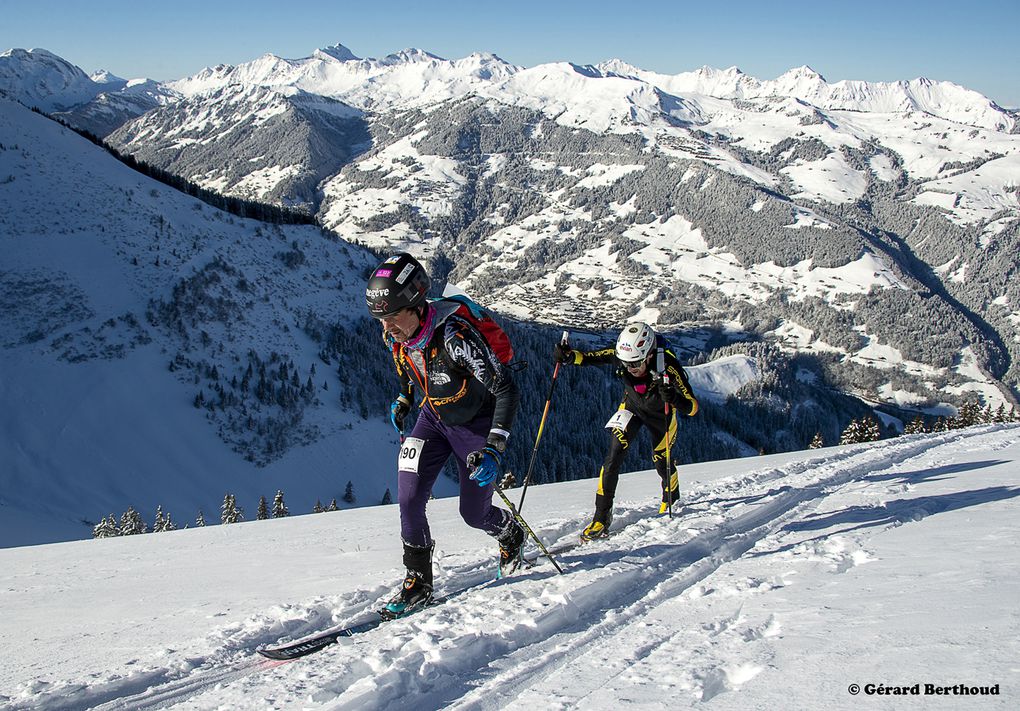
[808,432,824,449]
[838,419,864,445]
[343,480,355,504]
[381,488,393,505]
[153,505,167,533]
[326,498,339,512]
[163,513,177,531]
[196,510,207,527]
[956,401,982,428]
[221,494,243,524]
[272,490,289,518]
[92,514,119,539]
[257,495,269,521]
[862,416,882,442]
[904,415,927,435]
[119,507,147,535]
[312,500,325,513]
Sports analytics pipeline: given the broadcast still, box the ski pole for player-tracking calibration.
[496,484,564,575]
[517,330,570,514]
[657,348,674,519]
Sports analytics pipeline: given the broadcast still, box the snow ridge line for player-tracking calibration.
[341,426,1015,710]
[2,657,264,711]
[86,660,268,711]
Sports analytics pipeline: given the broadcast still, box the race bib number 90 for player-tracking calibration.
[398,437,426,474]
[605,409,634,431]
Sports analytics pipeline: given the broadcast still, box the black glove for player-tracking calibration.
[553,342,574,364]
[652,376,679,405]
[389,395,411,434]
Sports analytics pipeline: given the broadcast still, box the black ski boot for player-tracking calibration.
[382,541,434,619]
[659,467,680,515]
[496,519,526,579]
[581,496,614,542]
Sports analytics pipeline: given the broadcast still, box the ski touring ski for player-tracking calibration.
[257,596,449,661]
[257,546,562,661]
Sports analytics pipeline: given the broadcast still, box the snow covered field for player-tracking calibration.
[2,425,1018,709]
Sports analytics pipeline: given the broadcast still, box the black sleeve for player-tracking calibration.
[444,321,519,435]
[571,346,617,367]
[664,350,698,417]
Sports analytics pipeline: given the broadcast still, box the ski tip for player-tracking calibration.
[256,646,298,661]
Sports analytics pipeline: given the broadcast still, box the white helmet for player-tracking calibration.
[615,322,656,363]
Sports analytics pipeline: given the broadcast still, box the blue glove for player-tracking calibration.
[390,395,411,435]
[466,445,502,487]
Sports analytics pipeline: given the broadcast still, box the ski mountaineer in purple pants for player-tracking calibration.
[365,253,526,617]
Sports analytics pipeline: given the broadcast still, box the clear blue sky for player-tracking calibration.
[3,0,1017,107]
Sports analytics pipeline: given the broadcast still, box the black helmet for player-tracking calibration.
[365,253,431,318]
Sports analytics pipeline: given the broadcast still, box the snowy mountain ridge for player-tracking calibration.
[0,47,101,112]
[159,43,1012,132]
[599,60,1013,132]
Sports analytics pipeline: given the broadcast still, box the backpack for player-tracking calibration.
[438,293,514,364]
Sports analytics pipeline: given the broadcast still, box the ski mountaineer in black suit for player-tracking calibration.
[554,322,698,540]
[365,253,526,618]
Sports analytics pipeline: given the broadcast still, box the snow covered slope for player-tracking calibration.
[1,425,1016,709]
[0,95,410,546]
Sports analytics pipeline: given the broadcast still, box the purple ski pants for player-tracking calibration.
[397,406,511,547]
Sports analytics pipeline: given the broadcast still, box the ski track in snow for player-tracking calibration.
[5,426,1018,710]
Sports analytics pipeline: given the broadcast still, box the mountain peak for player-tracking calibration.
[599,58,642,76]
[379,48,445,65]
[91,69,126,85]
[778,65,827,83]
[0,47,100,112]
[316,43,360,62]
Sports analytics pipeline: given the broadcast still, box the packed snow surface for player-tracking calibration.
[2,425,1017,709]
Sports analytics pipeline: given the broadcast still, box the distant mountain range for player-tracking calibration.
[3,42,1019,410]
[2,43,1019,545]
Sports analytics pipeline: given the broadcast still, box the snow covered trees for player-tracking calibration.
[839,417,882,445]
[221,494,244,524]
[152,505,177,532]
[272,490,289,518]
[91,488,365,540]
[92,515,119,538]
[119,507,147,535]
